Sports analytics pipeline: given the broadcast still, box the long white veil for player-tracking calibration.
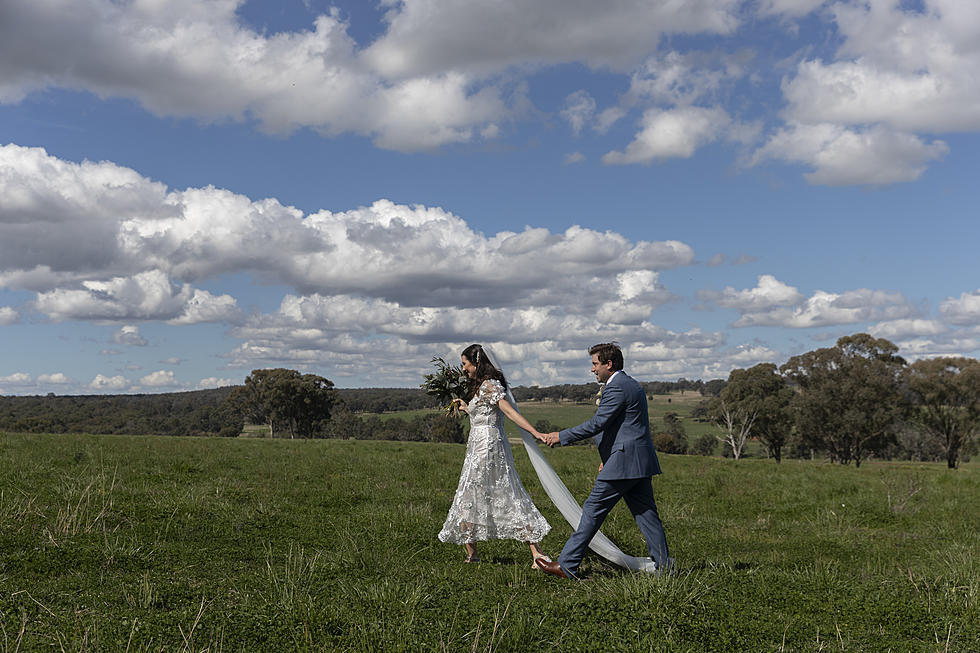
[481,346,658,573]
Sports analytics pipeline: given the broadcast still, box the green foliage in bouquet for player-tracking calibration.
[421,357,469,414]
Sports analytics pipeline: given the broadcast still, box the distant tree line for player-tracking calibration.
[695,333,980,468]
[8,334,973,468]
[0,387,242,437]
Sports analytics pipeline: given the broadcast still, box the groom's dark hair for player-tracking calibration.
[589,342,624,371]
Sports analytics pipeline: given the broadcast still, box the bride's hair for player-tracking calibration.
[461,343,508,399]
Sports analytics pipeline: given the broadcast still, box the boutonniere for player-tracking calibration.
[595,383,605,407]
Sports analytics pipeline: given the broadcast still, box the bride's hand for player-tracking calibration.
[451,398,468,413]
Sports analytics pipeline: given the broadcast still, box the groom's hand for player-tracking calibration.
[543,432,560,447]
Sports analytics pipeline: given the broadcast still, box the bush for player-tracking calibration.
[653,431,687,455]
[692,434,716,456]
[535,419,558,433]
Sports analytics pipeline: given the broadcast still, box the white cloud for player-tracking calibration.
[224,322,731,388]
[0,372,32,385]
[564,152,586,165]
[940,290,980,326]
[113,325,148,346]
[624,51,746,107]
[362,0,740,78]
[0,1,506,152]
[703,277,917,329]
[0,0,747,153]
[752,122,948,186]
[0,145,694,313]
[756,0,827,19]
[90,374,130,391]
[782,2,980,133]
[34,270,240,324]
[0,306,17,325]
[0,143,738,385]
[868,318,947,341]
[701,275,803,311]
[561,91,596,135]
[892,336,980,359]
[602,106,733,164]
[197,377,237,389]
[140,370,178,387]
[761,0,978,183]
[37,372,72,385]
[731,288,916,328]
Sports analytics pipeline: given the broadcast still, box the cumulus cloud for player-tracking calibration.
[603,106,734,164]
[34,271,240,324]
[0,145,694,314]
[700,275,803,311]
[90,374,129,391]
[113,325,148,346]
[0,144,726,386]
[0,1,513,151]
[702,276,917,329]
[759,0,976,184]
[140,370,178,387]
[0,372,32,385]
[751,122,948,185]
[224,320,730,387]
[940,290,980,326]
[0,0,750,153]
[37,372,72,385]
[197,377,237,389]
[782,3,980,133]
[868,318,947,341]
[362,0,740,77]
[889,336,980,359]
[0,306,17,325]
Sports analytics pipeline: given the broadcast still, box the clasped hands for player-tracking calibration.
[535,431,560,447]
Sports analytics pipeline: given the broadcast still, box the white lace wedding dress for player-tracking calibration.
[438,379,551,545]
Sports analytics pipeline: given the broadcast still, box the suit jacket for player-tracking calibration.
[558,371,662,481]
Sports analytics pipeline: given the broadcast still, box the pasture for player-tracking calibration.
[0,430,977,651]
[367,391,720,443]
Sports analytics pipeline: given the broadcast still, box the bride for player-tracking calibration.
[437,344,552,566]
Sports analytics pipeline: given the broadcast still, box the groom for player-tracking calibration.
[536,343,672,579]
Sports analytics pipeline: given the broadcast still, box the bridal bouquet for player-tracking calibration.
[421,357,469,415]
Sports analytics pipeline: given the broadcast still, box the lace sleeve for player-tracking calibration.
[474,379,505,408]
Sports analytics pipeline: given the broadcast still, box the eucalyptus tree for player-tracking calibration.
[780,334,906,467]
[714,363,794,462]
[903,357,980,469]
[228,368,337,438]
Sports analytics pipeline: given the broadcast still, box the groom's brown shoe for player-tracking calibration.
[535,558,570,579]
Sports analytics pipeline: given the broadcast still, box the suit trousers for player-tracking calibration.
[558,476,669,576]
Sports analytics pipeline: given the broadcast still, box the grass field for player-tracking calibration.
[1,430,977,651]
[366,391,719,443]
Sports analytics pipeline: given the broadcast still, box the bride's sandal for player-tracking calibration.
[532,555,552,570]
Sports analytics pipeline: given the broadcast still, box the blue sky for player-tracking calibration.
[1,0,979,394]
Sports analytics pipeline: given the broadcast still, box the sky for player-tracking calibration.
[1,0,979,395]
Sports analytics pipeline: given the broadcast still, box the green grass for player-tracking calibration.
[1,431,977,651]
[364,391,718,440]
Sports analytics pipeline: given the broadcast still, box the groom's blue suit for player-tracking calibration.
[556,370,670,576]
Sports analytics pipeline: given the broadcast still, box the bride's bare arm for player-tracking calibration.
[497,398,545,440]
